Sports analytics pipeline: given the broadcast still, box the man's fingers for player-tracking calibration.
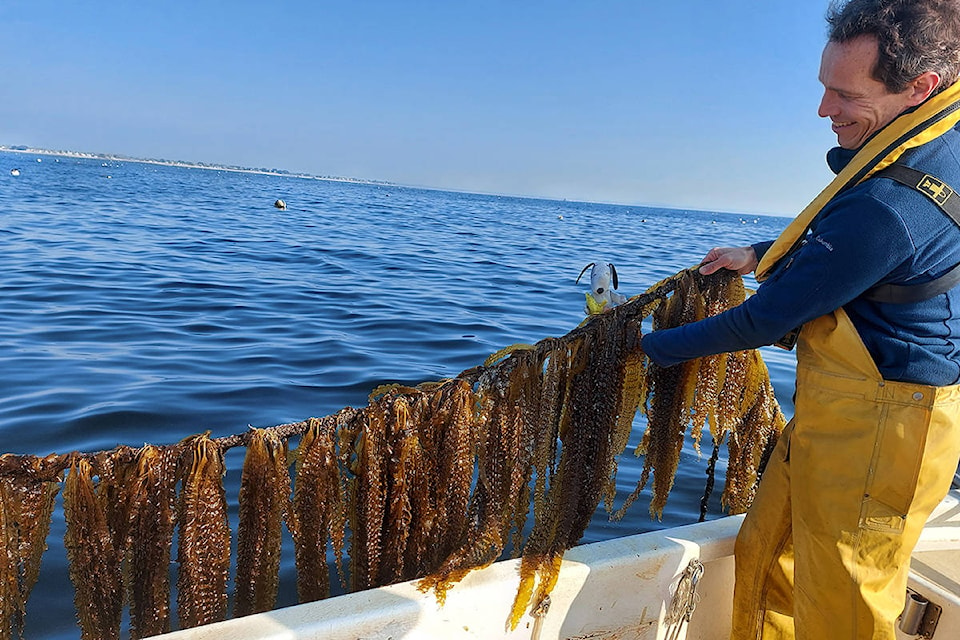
[698,259,725,275]
[699,248,729,275]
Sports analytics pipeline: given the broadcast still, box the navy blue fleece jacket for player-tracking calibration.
[641,124,960,386]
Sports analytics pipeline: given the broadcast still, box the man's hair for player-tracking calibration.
[827,0,960,93]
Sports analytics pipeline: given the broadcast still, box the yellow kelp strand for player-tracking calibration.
[645,274,706,519]
[688,271,740,452]
[722,351,784,514]
[63,457,123,640]
[483,343,536,367]
[693,352,727,449]
[605,318,646,512]
[532,340,567,520]
[176,435,230,629]
[509,554,563,631]
[235,429,291,617]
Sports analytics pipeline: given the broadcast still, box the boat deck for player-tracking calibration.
[900,493,960,639]
[912,549,960,597]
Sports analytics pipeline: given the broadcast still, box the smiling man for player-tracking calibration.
[640,0,960,638]
[818,34,941,150]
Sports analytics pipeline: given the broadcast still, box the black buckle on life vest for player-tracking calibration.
[918,174,954,206]
[774,326,800,351]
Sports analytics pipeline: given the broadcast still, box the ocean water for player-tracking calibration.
[0,150,796,638]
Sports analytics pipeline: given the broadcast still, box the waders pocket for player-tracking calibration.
[859,497,906,534]
[859,404,928,531]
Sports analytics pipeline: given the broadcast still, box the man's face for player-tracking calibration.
[818,35,921,149]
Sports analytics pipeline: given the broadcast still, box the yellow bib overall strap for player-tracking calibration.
[756,80,960,283]
[731,309,960,639]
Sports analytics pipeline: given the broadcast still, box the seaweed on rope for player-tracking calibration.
[0,267,786,638]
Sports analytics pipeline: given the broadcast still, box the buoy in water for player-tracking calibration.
[274,199,287,210]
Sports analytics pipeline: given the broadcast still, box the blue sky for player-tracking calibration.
[1,1,838,215]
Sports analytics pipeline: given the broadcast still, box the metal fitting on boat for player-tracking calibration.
[529,595,551,640]
[900,591,928,635]
[665,557,705,640]
[899,588,942,638]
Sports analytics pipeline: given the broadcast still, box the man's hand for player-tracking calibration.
[698,246,758,275]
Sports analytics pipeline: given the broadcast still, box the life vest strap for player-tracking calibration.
[865,163,960,303]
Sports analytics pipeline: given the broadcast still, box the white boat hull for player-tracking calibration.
[157,490,960,640]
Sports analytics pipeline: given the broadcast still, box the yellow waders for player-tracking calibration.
[730,308,960,639]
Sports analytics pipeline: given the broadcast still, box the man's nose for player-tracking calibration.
[818,91,837,118]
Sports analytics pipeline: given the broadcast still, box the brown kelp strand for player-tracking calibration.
[427,380,476,569]
[416,347,558,604]
[0,266,785,637]
[614,315,692,520]
[176,434,231,629]
[647,356,702,520]
[0,466,59,640]
[344,381,485,596]
[509,308,639,629]
[0,484,13,640]
[349,407,388,591]
[402,391,444,578]
[292,416,343,602]
[503,348,547,559]
[235,429,292,617]
[554,312,631,548]
[92,447,140,569]
[380,397,422,583]
[62,457,123,640]
[126,444,181,639]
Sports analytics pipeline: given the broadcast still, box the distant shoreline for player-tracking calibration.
[0,145,784,218]
[0,145,393,187]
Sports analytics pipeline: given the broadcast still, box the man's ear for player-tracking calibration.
[908,71,942,105]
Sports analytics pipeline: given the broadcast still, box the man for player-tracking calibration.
[640,1,960,638]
